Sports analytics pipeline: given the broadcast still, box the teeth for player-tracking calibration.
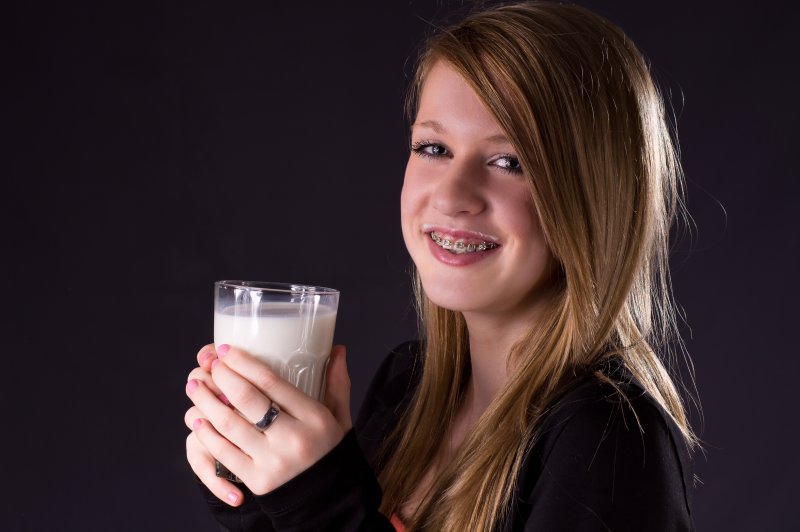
[429,231,498,254]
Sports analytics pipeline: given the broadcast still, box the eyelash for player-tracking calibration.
[410,140,451,159]
[409,140,523,175]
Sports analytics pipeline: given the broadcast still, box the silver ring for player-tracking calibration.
[255,402,280,431]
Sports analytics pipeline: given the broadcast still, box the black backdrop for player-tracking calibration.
[4,1,798,531]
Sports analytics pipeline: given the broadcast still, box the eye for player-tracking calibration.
[490,154,523,175]
[410,140,451,159]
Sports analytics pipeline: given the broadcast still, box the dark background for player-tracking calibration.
[3,1,798,530]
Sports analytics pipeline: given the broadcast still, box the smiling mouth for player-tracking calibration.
[429,231,499,254]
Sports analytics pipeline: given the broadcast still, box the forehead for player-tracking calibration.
[415,61,506,138]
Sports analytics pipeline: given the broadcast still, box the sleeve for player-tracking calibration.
[520,392,694,532]
[253,430,396,531]
[197,431,396,532]
[198,480,275,532]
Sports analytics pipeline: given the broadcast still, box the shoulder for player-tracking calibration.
[367,341,422,391]
[515,371,695,531]
[355,341,422,462]
[359,340,422,416]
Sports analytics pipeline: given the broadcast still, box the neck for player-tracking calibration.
[460,294,551,415]
[460,315,520,412]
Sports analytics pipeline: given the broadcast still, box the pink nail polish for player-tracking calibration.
[217,393,230,406]
[186,379,199,393]
[217,344,230,357]
[211,359,219,370]
[226,491,239,504]
[192,418,203,430]
[199,351,212,363]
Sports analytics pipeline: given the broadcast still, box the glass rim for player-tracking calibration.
[215,280,339,295]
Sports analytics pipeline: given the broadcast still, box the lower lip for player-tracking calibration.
[425,235,500,266]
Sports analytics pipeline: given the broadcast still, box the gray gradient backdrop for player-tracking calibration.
[3,1,798,530]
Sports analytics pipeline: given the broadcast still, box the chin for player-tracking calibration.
[418,276,490,313]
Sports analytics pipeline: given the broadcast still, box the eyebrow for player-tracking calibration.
[412,120,510,144]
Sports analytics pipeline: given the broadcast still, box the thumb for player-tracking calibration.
[324,344,352,431]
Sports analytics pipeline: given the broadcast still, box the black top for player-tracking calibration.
[200,341,695,531]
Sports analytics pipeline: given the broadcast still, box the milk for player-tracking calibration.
[214,302,338,401]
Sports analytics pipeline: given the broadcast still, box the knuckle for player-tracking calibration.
[248,473,272,495]
[211,444,237,473]
[256,368,281,392]
[225,347,243,363]
[186,435,207,471]
[184,408,196,429]
[186,454,201,475]
[284,431,304,454]
[188,367,207,382]
[215,412,236,434]
[203,433,225,458]
[287,432,315,462]
[307,406,332,430]
[196,343,215,360]
[226,388,251,410]
[306,412,324,431]
[187,442,201,461]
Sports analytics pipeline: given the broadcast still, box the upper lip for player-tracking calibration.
[422,224,500,244]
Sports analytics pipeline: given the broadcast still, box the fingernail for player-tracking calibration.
[199,351,212,363]
[192,418,203,430]
[217,344,230,357]
[211,359,219,370]
[217,393,230,406]
[226,491,239,504]
[186,379,199,393]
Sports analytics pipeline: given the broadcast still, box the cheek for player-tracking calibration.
[517,201,554,282]
[400,162,427,221]
[400,170,421,248]
[495,186,540,237]
[497,190,552,265]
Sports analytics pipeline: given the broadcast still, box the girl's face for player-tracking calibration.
[401,61,553,319]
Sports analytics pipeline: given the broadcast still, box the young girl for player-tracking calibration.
[185,2,697,530]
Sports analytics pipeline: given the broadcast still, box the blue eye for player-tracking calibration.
[491,154,523,175]
[410,141,523,175]
[410,141,451,159]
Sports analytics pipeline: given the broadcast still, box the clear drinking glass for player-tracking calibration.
[214,281,340,401]
[212,281,340,483]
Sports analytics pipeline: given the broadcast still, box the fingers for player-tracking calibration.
[210,361,278,427]
[186,379,264,454]
[324,345,352,431]
[187,366,227,400]
[186,431,244,507]
[184,405,203,431]
[186,344,348,499]
[215,345,318,421]
[196,343,217,372]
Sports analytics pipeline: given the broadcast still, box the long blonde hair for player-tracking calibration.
[378,2,696,530]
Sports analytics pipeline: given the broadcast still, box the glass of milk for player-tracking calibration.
[213,281,339,401]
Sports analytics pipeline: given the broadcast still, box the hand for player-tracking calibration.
[185,344,245,506]
[186,343,231,403]
[185,343,352,501]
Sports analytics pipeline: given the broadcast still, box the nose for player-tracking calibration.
[431,160,486,217]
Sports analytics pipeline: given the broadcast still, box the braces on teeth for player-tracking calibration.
[430,232,498,254]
